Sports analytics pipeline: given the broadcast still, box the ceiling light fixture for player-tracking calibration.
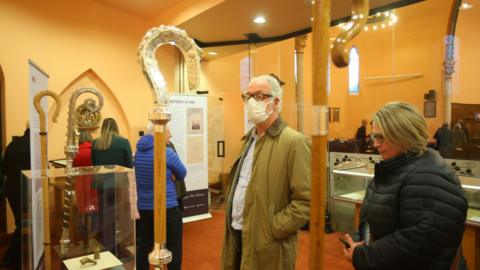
[459,2,473,10]
[253,16,266,24]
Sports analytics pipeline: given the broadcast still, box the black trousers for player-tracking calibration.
[1,192,21,266]
[136,207,183,270]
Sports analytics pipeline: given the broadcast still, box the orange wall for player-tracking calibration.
[322,0,451,139]
[203,0,462,173]
[0,0,209,158]
[455,3,480,104]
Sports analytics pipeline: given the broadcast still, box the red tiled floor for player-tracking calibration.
[182,210,354,270]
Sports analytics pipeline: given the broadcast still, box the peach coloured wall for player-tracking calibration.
[455,4,480,104]
[203,0,457,173]
[0,0,195,154]
[322,0,451,139]
[0,0,211,232]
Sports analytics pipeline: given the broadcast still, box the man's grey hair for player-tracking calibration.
[146,121,154,135]
[249,75,283,111]
[146,121,171,135]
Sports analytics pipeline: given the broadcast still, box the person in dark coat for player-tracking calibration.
[0,127,30,268]
[92,118,132,168]
[434,122,453,156]
[355,119,367,152]
[342,102,468,270]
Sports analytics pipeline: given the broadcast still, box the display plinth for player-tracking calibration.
[21,165,136,269]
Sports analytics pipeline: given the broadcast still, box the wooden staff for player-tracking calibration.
[310,1,331,269]
[138,25,202,269]
[33,90,61,270]
[311,1,369,269]
[149,111,171,270]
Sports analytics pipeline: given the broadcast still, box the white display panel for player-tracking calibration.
[169,94,210,220]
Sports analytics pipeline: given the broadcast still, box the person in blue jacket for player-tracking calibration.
[134,122,187,270]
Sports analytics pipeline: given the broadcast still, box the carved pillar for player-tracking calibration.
[295,35,308,133]
[443,35,455,126]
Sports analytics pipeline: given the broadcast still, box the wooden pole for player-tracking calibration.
[309,1,330,269]
[311,0,368,268]
[153,125,168,244]
[33,90,60,270]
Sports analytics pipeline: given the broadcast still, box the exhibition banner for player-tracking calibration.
[169,94,211,222]
[28,59,49,268]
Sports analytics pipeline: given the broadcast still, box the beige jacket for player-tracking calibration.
[222,117,311,270]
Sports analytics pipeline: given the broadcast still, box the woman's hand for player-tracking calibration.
[342,234,364,262]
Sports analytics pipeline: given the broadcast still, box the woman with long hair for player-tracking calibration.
[92,118,132,168]
[92,118,133,252]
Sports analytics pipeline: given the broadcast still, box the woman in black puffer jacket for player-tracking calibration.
[342,102,468,270]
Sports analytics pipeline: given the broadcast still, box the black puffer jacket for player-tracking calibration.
[353,149,468,270]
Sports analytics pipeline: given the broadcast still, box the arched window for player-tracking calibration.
[348,46,359,95]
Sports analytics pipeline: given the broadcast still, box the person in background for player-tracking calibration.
[355,119,368,153]
[166,140,187,211]
[222,75,311,270]
[134,123,186,270]
[92,118,133,251]
[92,118,132,168]
[342,102,468,270]
[0,123,30,268]
[72,129,98,239]
[433,122,453,156]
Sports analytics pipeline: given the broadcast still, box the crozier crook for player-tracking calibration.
[138,25,202,269]
[331,0,369,67]
[33,90,61,270]
[60,88,103,255]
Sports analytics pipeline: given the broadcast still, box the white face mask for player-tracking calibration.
[247,97,274,124]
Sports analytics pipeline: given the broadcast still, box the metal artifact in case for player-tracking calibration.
[21,165,135,270]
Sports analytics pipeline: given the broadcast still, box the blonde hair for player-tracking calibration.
[95,118,119,150]
[373,102,429,156]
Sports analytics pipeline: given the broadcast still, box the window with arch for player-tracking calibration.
[348,46,359,95]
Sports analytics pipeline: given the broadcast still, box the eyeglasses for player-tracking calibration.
[371,133,385,144]
[241,92,273,102]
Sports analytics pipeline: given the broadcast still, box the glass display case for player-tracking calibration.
[329,156,480,269]
[458,176,480,270]
[21,165,136,270]
[330,162,374,234]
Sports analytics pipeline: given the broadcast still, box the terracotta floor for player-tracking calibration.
[0,210,354,270]
[183,210,354,270]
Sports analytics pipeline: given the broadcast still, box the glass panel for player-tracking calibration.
[21,165,135,269]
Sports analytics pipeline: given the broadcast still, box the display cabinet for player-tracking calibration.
[459,176,480,270]
[330,162,374,234]
[329,153,480,269]
[21,165,136,270]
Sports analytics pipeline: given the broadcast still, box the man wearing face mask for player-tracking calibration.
[221,75,311,270]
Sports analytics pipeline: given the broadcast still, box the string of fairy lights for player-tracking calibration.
[337,10,399,33]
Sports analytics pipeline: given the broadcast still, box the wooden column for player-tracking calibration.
[309,1,330,269]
